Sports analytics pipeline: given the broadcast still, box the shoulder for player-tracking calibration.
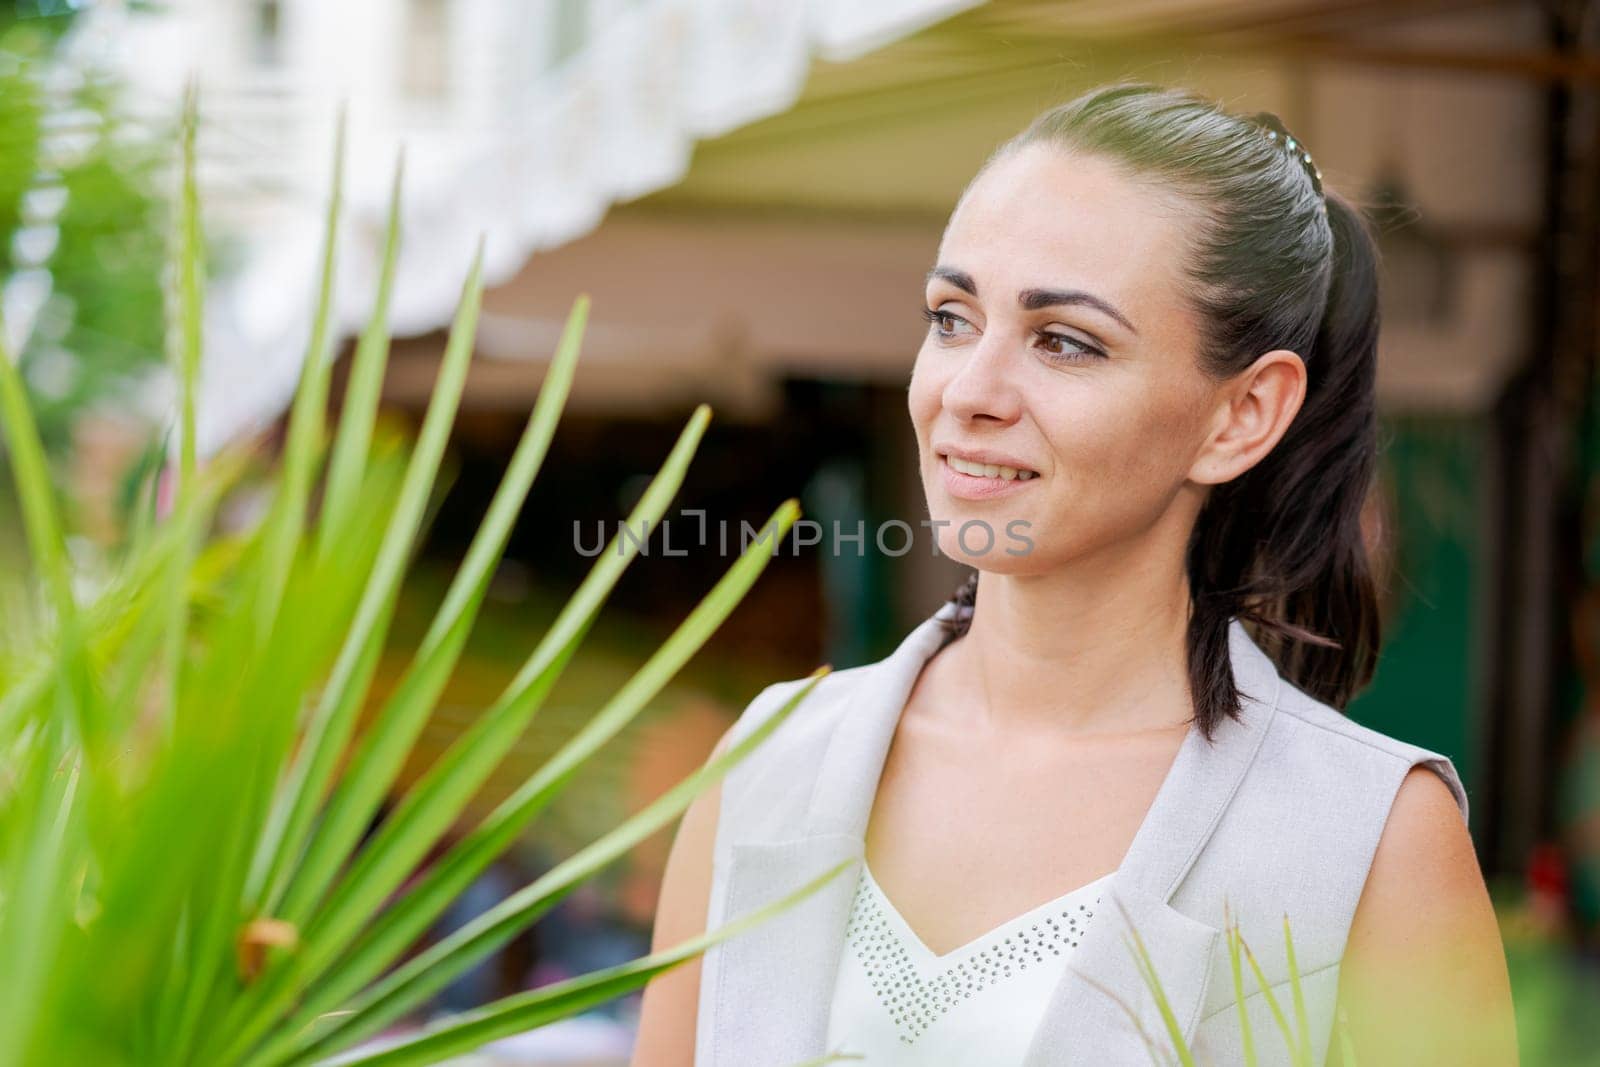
[1184,671,1482,983]
[1351,762,1495,949]
[1372,764,1480,884]
[1249,678,1516,1061]
[708,660,877,845]
[1263,678,1470,827]
[1337,760,1512,1063]
[1192,675,1473,935]
[719,661,874,752]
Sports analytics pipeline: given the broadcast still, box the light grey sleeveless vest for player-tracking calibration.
[694,599,1469,1067]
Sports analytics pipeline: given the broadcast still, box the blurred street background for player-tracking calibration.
[4,0,1600,1062]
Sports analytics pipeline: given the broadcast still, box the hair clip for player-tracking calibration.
[1248,111,1324,199]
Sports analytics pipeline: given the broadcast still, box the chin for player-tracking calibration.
[926,511,1042,569]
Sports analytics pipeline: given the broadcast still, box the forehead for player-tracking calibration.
[935,144,1197,316]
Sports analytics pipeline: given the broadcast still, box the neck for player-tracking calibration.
[947,535,1198,737]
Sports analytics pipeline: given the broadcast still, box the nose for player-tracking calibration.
[941,330,1024,426]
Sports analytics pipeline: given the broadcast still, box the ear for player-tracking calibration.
[1188,349,1307,486]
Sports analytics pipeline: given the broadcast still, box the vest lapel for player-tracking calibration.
[704,604,960,1067]
[705,607,1283,1067]
[1022,617,1283,1065]
[701,833,864,1067]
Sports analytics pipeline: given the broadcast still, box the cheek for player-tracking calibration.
[1038,376,1208,520]
[1073,394,1190,481]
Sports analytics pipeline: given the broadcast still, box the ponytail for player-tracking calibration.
[1181,191,1383,737]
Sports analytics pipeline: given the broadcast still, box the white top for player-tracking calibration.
[823,862,1114,1065]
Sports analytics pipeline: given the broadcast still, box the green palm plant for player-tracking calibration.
[1111,900,1342,1067]
[0,91,848,1066]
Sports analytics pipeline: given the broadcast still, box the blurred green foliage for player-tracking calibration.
[0,83,838,1065]
[0,14,167,455]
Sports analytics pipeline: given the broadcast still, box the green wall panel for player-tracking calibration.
[1347,416,1484,796]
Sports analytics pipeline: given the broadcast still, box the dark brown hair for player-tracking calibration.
[935,82,1383,741]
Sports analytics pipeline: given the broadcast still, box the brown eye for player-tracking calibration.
[1037,330,1104,363]
[920,306,970,339]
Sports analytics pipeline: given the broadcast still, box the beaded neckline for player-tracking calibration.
[843,863,1112,1045]
[861,862,1113,961]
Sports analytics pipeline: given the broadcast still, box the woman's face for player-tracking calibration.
[909,143,1249,572]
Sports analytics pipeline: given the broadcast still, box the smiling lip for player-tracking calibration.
[934,444,1039,474]
[935,447,1042,501]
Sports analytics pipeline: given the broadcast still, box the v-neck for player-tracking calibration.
[860,860,1114,963]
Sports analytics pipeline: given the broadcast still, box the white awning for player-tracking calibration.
[69,0,985,455]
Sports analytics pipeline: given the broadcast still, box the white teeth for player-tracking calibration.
[945,454,1038,481]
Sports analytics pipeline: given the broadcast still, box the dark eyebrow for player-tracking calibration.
[925,266,1139,336]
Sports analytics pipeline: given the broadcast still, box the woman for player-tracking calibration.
[634,83,1516,1066]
